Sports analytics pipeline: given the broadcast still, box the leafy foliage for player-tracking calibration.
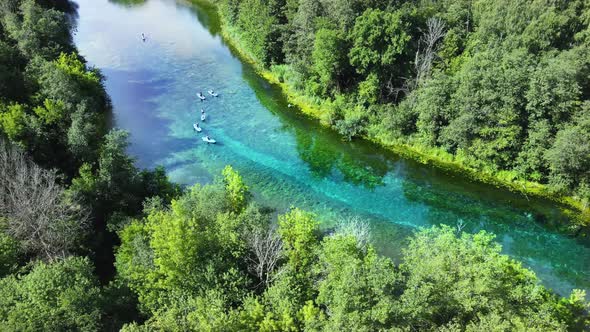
[223,164,250,213]
[1,1,589,330]
[115,170,589,331]
[216,0,590,201]
[0,257,102,331]
[0,2,179,330]
[0,230,18,277]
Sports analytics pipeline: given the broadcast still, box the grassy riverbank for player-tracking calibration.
[190,0,589,229]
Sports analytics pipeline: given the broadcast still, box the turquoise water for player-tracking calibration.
[74,0,589,296]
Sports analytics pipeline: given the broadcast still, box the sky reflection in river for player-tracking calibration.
[74,0,590,297]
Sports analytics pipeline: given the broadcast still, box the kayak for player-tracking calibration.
[208,90,218,97]
[202,137,216,144]
[201,114,206,121]
[193,123,202,132]
[197,93,206,100]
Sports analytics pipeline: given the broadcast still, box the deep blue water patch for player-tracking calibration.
[74,0,590,297]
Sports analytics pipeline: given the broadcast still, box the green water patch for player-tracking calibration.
[73,0,590,298]
[198,0,589,225]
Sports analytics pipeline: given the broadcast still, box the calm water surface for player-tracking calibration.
[74,0,590,296]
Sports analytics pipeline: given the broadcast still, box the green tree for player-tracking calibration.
[0,230,18,277]
[525,49,584,129]
[116,174,258,314]
[0,103,28,143]
[357,71,379,104]
[414,73,454,146]
[349,9,410,78]
[34,52,104,113]
[278,208,319,278]
[471,0,573,53]
[33,98,66,125]
[237,0,283,66]
[440,49,532,170]
[222,165,250,213]
[0,257,102,331]
[94,129,140,213]
[3,0,73,59]
[284,0,322,74]
[67,101,100,164]
[312,28,348,94]
[545,109,590,196]
[313,233,398,331]
[398,226,568,330]
[277,208,320,308]
[0,40,24,102]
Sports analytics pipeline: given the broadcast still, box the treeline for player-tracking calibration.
[213,0,590,206]
[116,166,589,331]
[0,1,588,331]
[0,0,178,329]
[0,0,179,257]
[1,160,589,330]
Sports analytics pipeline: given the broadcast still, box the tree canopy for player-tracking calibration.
[214,0,590,207]
[0,1,588,330]
[115,169,589,331]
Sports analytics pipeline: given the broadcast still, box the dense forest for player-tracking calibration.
[0,0,589,331]
[211,0,590,210]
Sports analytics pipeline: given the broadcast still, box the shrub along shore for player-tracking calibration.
[0,1,588,330]
[190,0,590,229]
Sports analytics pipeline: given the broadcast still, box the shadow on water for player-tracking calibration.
[182,0,221,36]
[103,68,196,167]
[72,0,590,297]
[222,8,590,296]
[236,51,579,233]
[239,63,391,189]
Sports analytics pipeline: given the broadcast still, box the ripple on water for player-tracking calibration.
[74,0,590,297]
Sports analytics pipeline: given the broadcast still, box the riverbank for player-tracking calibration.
[189,0,589,230]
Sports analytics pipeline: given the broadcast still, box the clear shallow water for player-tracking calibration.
[74,0,590,296]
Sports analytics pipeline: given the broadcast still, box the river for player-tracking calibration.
[73,0,590,296]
